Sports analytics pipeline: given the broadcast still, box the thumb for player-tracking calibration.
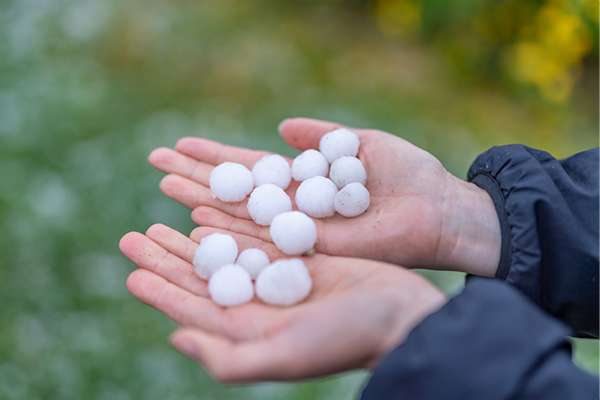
[278,117,345,151]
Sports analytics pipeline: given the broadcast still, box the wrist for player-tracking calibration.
[436,173,502,276]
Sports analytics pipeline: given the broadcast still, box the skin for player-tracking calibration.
[119,224,446,383]
[148,117,501,277]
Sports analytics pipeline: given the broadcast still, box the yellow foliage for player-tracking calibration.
[506,0,593,103]
[370,0,596,103]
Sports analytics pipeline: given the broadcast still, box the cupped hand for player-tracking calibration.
[149,117,501,276]
[119,224,445,383]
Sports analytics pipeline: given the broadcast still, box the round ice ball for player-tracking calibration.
[255,259,312,306]
[329,156,367,189]
[193,233,238,279]
[295,176,338,218]
[291,149,329,182]
[319,128,360,163]
[236,248,270,279]
[334,182,370,218]
[252,154,291,190]
[247,184,292,226]
[208,264,254,307]
[270,211,317,255]
[210,162,254,202]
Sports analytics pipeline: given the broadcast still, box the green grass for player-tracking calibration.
[0,1,597,399]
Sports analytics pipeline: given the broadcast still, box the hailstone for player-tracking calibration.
[210,162,254,202]
[319,128,360,163]
[291,149,329,181]
[334,182,370,217]
[255,259,312,306]
[208,264,254,307]
[252,154,291,189]
[295,176,338,218]
[329,156,367,188]
[270,211,317,255]
[236,248,270,279]
[247,184,292,226]
[193,233,238,279]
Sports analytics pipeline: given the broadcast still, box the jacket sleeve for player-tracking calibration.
[467,145,599,337]
[360,278,599,400]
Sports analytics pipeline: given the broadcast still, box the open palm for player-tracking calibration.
[149,117,458,268]
[119,224,444,382]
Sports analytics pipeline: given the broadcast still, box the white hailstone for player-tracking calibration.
[295,176,338,218]
[209,162,254,202]
[329,156,367,189]
[208,264,254,307]
[193,233,238,279]
[270,211,317,255]
[291,149,329,181]
[334,182,371,218]
[252,154,291,190]
[319,128,360,163]
[247,184,292,226]
[236,248,270,279]
[255,259,312,306]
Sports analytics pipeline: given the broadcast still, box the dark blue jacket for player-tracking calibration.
[362,145,599,399]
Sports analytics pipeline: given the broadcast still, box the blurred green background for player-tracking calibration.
[1,0,597,399]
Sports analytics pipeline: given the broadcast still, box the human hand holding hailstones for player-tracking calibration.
[120,117,500,381]
[147,117,500,275]
[120,222,444,381]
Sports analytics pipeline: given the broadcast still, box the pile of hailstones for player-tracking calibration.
[194,128,370,307]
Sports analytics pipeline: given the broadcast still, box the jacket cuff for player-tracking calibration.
[360,278,573,400]
[466,144,551,303]
[466,145,599,337]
